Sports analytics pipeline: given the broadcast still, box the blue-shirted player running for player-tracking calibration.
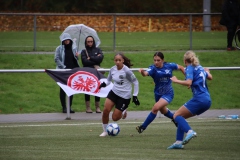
[136,52,185,133]
[168,50,213,149]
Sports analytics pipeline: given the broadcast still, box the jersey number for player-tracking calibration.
[199,71,206,88]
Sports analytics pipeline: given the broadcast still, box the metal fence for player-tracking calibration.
[0,12,224,51]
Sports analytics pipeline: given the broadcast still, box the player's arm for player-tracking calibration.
[126,71,140,105]
[177,64,185,75]
[99,69,112,89]
[139,68,149,77]
[204,68,213,80]
[132,78,139,97]
[170,76,192,86]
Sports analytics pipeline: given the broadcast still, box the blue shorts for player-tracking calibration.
[155,93,174,104]
[184,97,211,115]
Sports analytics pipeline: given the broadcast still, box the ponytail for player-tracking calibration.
[184,50,199,66]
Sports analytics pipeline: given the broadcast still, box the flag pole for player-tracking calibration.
[66,96,71,120]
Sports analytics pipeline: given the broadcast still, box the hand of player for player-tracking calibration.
[99,82,106,89]
[170,76,178,83]
[138,68,144,73]
[132,96,140,106]
[204,68,210,72]
[138,68,146,76]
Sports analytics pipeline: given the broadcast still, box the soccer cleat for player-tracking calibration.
[167,143,184,149]
[171,119,178,127]
[182,131,197,145]
[99,132,108,137]
[136,125,145,134]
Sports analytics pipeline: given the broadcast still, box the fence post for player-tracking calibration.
[203,0,211,32]
[33,15,37,51]
[113,15,116,51]
[189,14,192,50]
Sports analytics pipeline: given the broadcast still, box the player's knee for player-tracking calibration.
[102,109,110,117]
[112,113,121,121]
[152,105,160,114]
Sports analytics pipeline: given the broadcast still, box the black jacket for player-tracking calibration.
[219,0,240,26]
[81,36,104,68]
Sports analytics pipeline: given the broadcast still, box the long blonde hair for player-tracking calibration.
[184,50,199,66]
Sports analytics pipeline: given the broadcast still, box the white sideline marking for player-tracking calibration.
[0,119,236,128]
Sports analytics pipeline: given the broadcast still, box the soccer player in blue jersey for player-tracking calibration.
[99,53,140,137]
[136,51,185,133]
[167,50,213,149]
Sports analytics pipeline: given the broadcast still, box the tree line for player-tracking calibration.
[0,0,232,13]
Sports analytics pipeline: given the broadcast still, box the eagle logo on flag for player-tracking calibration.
[67,71,100,93]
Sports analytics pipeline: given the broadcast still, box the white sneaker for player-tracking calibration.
[99,132,108,137]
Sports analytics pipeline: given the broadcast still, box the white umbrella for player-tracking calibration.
[60,24,101,51]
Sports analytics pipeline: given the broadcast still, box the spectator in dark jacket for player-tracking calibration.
[81,36,104,113]
[219,0,240,51]
[54,33,80,113]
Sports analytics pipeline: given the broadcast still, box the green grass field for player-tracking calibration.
[0,119,240,160]
[0,31,227,52]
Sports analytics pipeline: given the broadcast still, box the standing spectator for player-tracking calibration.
[81,36,104,113]
[54,33,80,113]
[136,52,185,134]
[219,0,240,51]
[167,51,213,149]
[98,53,140,137]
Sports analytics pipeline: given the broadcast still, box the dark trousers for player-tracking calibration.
[84,94,100,102]
[227,24,238,47]
[60,88,73,109]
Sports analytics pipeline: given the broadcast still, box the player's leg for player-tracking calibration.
[102,98,115,124]
[112,97,130,121]
[158,93,177,126]
[159,94,175,119]
[167,127,185,149]
[136,98,168,133]
[121,109,127,119]
[175,97,211,145]
[173,104,196,145]
[160,106,177,127]
[112,108,123,121]
[100,98,115,137]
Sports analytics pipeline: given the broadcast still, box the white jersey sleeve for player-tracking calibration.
[125,69,139,96]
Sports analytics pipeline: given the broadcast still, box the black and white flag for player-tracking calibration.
[45,67,112,97]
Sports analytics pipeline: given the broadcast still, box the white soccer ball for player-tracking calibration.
[106,123,120,136]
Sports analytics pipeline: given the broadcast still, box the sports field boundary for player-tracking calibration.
[0,109,239,123]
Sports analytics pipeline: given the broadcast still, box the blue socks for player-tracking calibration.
[164,109,174,119]
[174,116,191,133]
[141,110,174,129]
[176,127,184,141]
[142,112,156,129]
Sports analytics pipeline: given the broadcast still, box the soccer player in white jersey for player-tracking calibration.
[136,52,185,133]
[99,53,140,137]
[168,50,213,149]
